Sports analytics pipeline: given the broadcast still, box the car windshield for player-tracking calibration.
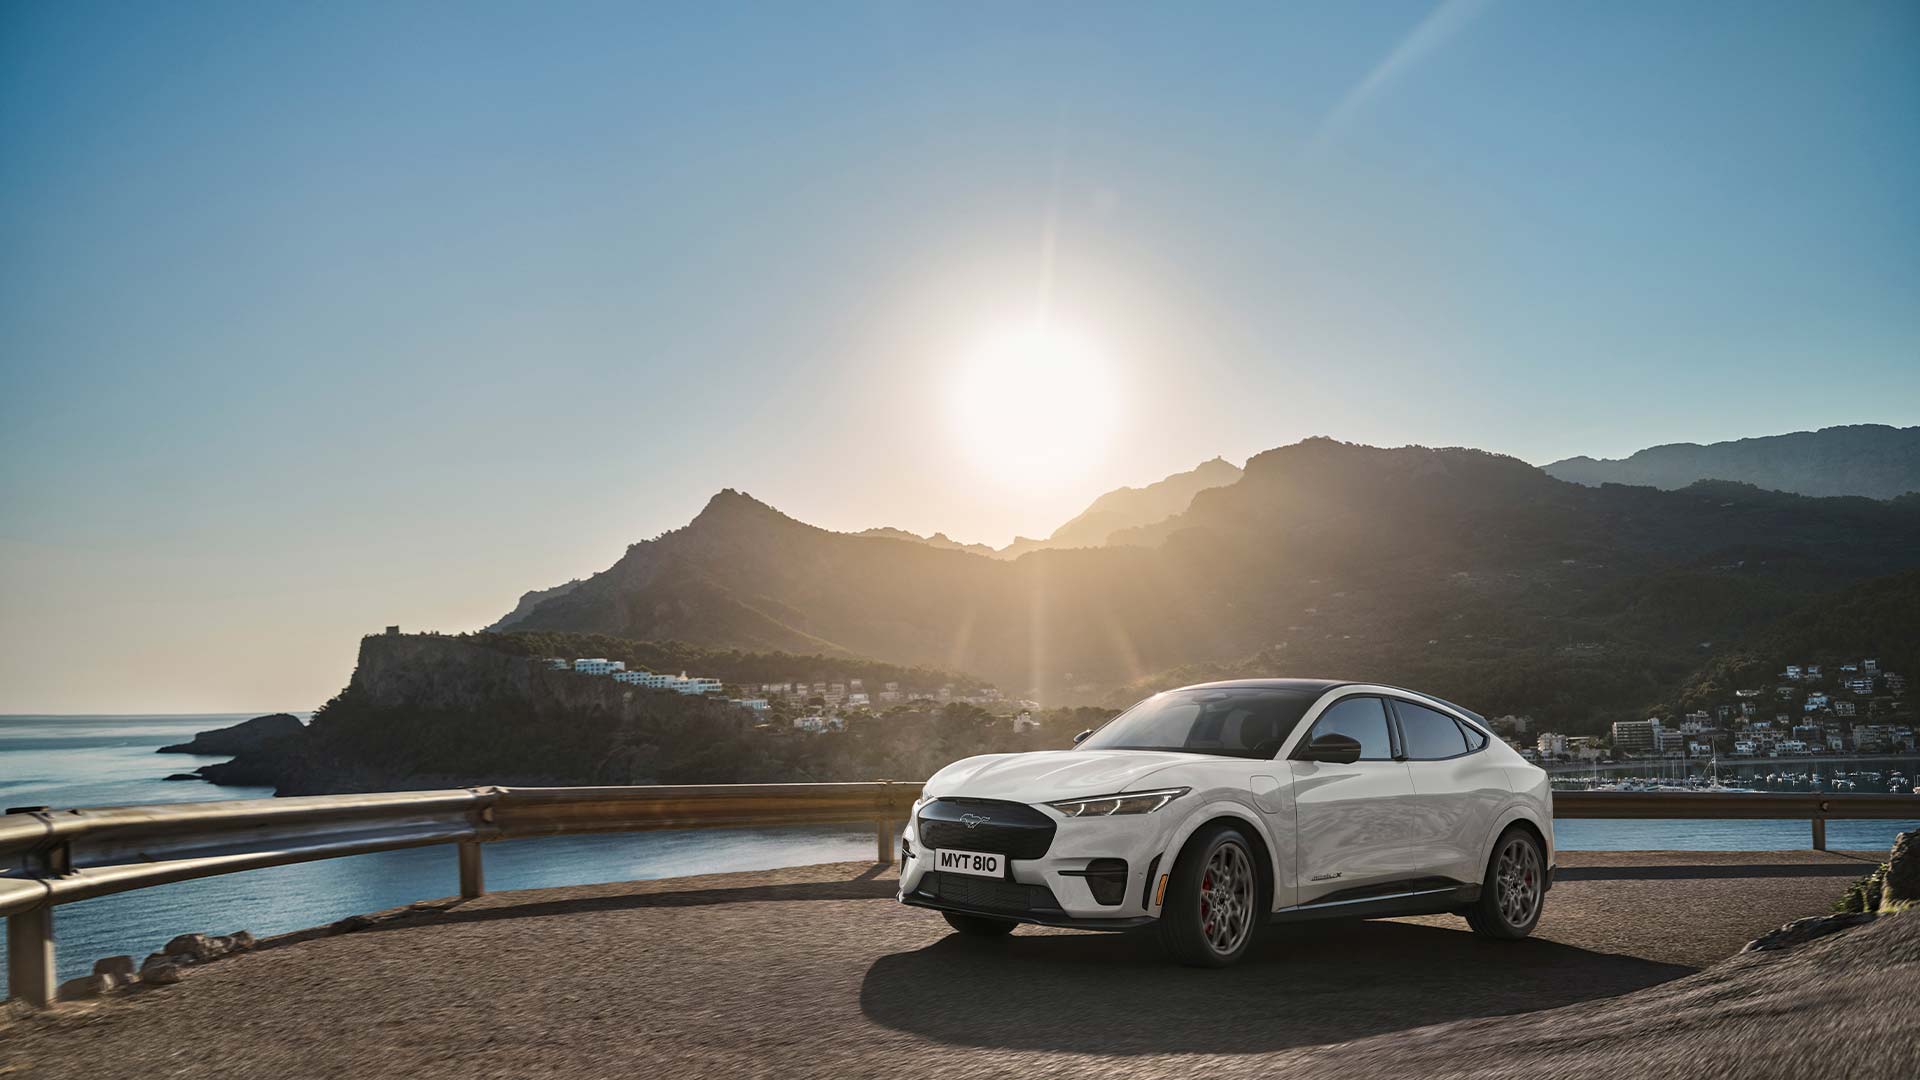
[1078,687,1319,759]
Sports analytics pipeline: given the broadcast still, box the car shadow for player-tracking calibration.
[859,918,1695,1055]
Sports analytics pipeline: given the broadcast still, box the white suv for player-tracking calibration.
[898,679,1553,966]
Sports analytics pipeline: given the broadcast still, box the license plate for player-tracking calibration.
[933,848,1005,879]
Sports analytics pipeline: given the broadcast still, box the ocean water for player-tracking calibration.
[3,715,1916,993]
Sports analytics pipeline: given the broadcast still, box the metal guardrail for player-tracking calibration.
[3,782,919,1008]
[3,785,1914,1008]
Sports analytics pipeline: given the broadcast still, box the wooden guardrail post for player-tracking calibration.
[6,905,55,1008]
[1813,801,1828,851]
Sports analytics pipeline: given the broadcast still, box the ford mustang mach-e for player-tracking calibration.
[897,679,1552,966]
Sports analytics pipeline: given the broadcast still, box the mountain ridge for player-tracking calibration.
[1544,424,1920,499]
[492,438,1920,725]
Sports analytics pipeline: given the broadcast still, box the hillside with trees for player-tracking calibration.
[485,438,1920,732]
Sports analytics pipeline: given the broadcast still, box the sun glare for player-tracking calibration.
[950,321,1121,487]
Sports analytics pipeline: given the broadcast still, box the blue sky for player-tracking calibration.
[3,1,1916,711]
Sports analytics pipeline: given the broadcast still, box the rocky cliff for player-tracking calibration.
[198,634,760,795]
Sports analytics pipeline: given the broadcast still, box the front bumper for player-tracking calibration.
[896,802,1176,928]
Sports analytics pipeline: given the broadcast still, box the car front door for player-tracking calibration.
[1391,697,1509,886]
[1286,694,1413,906]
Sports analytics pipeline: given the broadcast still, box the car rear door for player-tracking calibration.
[1390,697,1509,887]
[1286,694,1413,906]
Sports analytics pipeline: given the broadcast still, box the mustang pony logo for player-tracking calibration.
[959,813,992,828]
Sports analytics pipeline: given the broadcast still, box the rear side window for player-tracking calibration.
[1302,696,1394,761]
[1395,699,1473,760]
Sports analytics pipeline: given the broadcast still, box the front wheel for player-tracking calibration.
[1158,823,1260,967]
[942,911,1017,937]
[1466,827,1545,940]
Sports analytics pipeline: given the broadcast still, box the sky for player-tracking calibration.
[2,1,1916,713]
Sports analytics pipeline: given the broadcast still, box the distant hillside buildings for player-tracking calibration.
[1519,655,1914,764]
[548,657,747,708]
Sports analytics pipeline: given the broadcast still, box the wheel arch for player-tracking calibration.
[1156,803,1278,916]
[1482,802,1552,874]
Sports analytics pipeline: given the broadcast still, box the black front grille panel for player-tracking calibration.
[916,798,1056,860]
[923,872,1062,915]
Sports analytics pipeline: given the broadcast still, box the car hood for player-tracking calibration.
[922,749,1205,803]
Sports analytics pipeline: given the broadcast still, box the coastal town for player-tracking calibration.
[546,656,1031,734]
[1509,657,1915,774]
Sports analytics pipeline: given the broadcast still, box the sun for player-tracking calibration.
[949,321,1121,487]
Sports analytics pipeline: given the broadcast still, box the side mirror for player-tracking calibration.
[1072,728,1093,745]
[1297,733,1363,764]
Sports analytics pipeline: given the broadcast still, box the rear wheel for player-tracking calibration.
[942,911,1017,937]
[1159,823,1259,967]
[1466,827,1544,939]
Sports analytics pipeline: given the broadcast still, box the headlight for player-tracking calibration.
[1046,787,1189,817]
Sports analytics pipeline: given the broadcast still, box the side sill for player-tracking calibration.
[1269,883,1480,924]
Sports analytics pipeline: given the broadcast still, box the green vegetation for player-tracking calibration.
[465,630,990,694]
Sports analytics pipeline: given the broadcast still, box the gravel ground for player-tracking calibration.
[2,849,1909,1080]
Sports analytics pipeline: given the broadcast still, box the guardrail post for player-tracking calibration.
[7,905,55,1008]
[876,781,899,866]
[1812,815,1827,852]
[458,840,485,899]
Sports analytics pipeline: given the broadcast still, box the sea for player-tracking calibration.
[4,713,1917,994]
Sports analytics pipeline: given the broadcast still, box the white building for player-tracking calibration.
[1013,711,1040,734]
[732,698,769,712]
[1536,732,1568,758]
[573,658,626,676]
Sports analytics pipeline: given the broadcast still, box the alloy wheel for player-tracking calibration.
[1197,839,1255,955]
[1495,835,1542,928]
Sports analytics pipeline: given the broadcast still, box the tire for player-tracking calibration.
[1158,822,1261,967]
[1466,826,1545,940]
[942,911,1017,937]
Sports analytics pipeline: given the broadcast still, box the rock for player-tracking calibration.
[57,973,119,1000]
[162,773,202,781]
[1882,831,1918,911]
[1743,912,1876,952]
[139,960,182,985]
[161,932,236,962]
[330,914,374,934]
[230,930,257,951]
[92,955,137,979]
[155,713,304,756]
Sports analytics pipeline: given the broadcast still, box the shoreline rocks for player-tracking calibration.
[156,713,303,756]
[59,931,257,1002]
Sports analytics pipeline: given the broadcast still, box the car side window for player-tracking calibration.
[1303,696,1393,761]
[1395,699,1472,760]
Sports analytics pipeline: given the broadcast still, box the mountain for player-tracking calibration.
[852,527,998,558]
[1544,424,1920,499]
[858,457,1244,561]
[490,438,1920,728]
[1000,456,1244,557]
[487,579,583,632]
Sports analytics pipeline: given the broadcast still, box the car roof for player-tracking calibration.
[1166,678,1488,724]
[1172,678,1350,694]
